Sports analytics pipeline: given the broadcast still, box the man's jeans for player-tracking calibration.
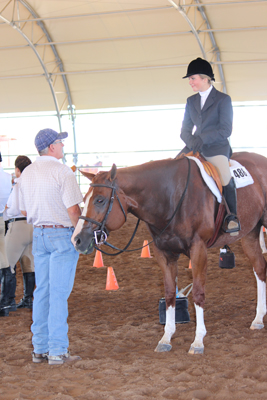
[31,227,79,356]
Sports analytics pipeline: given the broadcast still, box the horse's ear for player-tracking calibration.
[79,169,95,181]
[110,164,117,181]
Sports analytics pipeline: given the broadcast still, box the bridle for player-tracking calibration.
[79,181,127,248]
[79,157,191,256]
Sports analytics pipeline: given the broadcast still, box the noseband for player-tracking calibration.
[79,181,127,246]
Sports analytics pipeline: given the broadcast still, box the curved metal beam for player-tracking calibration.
[195,0,227,93]
[168,0,227,93]
[0,6,63,128]
[168,0,206,58]
[18,0,77,164]
[0,0,78,164]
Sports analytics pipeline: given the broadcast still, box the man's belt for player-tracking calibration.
[34,225,71,229]
[8,217,27,223]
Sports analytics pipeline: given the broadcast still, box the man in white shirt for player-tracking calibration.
[0,152,13,317]
[20,128,83,365]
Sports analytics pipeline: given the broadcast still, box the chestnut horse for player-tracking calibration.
[73,152,267,354]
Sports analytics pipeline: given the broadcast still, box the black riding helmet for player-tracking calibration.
[183,57,215,81]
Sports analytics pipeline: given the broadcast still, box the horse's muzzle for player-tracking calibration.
[74,231,95,254]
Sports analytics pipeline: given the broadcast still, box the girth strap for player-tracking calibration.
[206,203,226,248]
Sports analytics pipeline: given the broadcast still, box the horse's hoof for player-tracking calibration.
[250,323,264,330]
[188,346,204,355]
[154,343,172,352]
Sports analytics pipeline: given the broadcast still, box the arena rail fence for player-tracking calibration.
[2,146,267,197]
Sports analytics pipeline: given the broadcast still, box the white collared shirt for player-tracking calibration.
[19,156,83,227]
[0,167,12,213]
[5,177,24,220]
[199,85,213,109]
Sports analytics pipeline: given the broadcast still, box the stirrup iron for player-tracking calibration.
[222,213,241,234]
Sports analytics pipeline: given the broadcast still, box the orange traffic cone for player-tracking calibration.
[189,260,192,269]
[140,240,152,258]
[92,250,105,268]
[105,267,119,290]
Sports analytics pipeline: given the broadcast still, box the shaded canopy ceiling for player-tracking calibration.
[0,0,266,116]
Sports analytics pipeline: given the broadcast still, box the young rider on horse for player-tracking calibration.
[179,57,240,235]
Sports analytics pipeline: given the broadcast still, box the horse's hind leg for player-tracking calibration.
[153,245,177,353]
[241,228,267,330]
[251,269,266,330]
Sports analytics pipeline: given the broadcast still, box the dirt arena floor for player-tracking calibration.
[2,214,267,400]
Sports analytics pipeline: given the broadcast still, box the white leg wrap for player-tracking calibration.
[159,305,176,345]
[189,304,206,354]
[251,270,266,330]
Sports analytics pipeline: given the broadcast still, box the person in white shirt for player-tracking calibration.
[180,57,240,236]
[0,152,12,317]
[5,155,35,312]
[19,128,83,365]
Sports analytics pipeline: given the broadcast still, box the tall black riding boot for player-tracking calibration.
[0,266,17,317]
[17,272,35,309]
[222,177,241,236]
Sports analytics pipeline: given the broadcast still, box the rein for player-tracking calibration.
[80,157,191,256]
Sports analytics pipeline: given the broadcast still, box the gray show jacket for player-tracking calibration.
[180,86,233,158]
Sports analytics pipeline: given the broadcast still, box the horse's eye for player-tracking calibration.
[94,197,105,206]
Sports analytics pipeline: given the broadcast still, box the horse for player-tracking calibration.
[72,151,267,355]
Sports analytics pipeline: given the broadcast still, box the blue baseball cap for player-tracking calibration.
[35,128,68,152]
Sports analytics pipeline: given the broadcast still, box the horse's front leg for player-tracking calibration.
[188,303,206,354]
[155,299,176,352]
[153,245,177,352]
[188,240,208,355]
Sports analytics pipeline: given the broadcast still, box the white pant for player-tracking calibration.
[0,217,8,269]
[204,155,232,186]
[5,220,34,273]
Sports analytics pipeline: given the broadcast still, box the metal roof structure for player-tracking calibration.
[0,0,266,121]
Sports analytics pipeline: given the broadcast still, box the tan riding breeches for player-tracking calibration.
[0,217,9,269]
[5,220,34,273]
[204,155,232,186]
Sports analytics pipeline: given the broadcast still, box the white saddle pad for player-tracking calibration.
[187,157,254,203]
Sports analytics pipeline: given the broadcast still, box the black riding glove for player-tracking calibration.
[192,136,203,154]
